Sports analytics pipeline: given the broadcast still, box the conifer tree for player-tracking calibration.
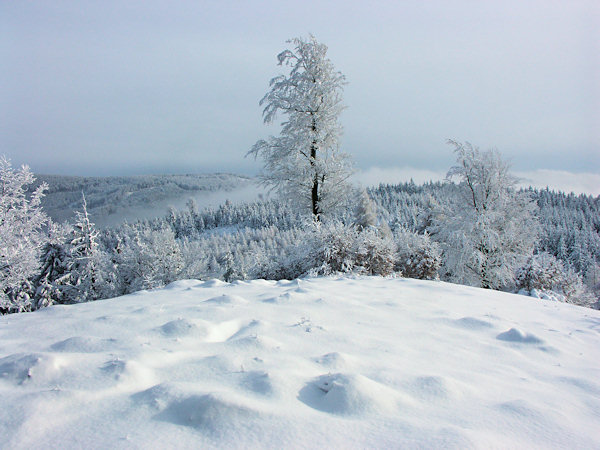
[65,193,102,302]
[0,157,50,313]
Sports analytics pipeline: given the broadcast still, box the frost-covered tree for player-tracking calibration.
[0,157,50,313]
[249,35,354,219]
[354,189,378,231]
[33,222,71,309]
[432,141,538,289]
[64,193,103,302]
[117,225,183,292]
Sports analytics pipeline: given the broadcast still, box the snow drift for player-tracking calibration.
[0,277,599,448]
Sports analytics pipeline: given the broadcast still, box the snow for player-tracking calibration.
[1,276,599,449]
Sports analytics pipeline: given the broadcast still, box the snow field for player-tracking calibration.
[0,277,599,449]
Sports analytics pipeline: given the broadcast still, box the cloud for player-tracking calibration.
[356,166,600,197]
[514,170,600,196]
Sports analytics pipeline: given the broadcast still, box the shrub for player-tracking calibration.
[266,221,396,279]
[394,228,441,280]
[516,253,596,307]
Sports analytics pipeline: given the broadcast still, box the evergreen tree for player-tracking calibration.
[354,189,378,231]
[0,157,50,313]
[33,222,71,309]
[65,193,102,302]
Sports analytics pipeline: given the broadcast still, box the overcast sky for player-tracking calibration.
[1,1,599,193]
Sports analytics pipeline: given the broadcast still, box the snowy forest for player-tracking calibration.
[2,154,599,315]
[2,36,599,314]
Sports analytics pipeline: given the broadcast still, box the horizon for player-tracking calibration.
[26,164,600,197]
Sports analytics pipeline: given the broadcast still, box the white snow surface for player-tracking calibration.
[1,277,599,449]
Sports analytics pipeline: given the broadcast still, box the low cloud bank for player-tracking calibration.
[357,167,600,196]
[513,170,600,196]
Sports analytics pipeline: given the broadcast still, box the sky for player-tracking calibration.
[1,1,599,194]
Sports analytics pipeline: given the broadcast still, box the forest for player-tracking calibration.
[1,154,599,315]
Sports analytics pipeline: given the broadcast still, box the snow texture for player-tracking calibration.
[0,276,599,448]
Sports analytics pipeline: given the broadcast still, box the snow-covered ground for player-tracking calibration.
[1,277,599,449]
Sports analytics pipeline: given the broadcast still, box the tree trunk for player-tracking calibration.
[310,113,320,220]
[310,143,320,219]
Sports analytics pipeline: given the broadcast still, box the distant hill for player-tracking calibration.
[31,173,260,227]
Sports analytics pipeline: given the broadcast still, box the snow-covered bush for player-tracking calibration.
[116,226,183,292]
[515,252,563,292]
[394,228,441,280]
[560,266,597,308]
[352,227,396,276]
[271,221,395,278]
[516,253,596,308]
[307,221,359,275]
[583,264,600,306]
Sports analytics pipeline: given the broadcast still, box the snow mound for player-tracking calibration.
[50,336,116,352]
[158,318,201,337]
[226,334,282,351]
[496,328,544,344]
[200,279,228,288]
[0,353,65,385]
[227,319,267,340]
[100,358,156,389]
[156,392,259,435]
[406,375,461,401]
[314,352,356,370]
[164,280,202,290]
[203,294,248,305]
[203,320,243,342]
[262,292,293,304]
[298,373,402,415]
[198,354,243,373]
[131,382,177,410]
[239,370,274,396]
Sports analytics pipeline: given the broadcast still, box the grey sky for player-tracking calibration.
[1,1,598,191]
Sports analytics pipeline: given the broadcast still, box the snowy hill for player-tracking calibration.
[31,173,259,227]
[1,277,599,448]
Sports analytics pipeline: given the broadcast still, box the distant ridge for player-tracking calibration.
[31,173,256,227]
